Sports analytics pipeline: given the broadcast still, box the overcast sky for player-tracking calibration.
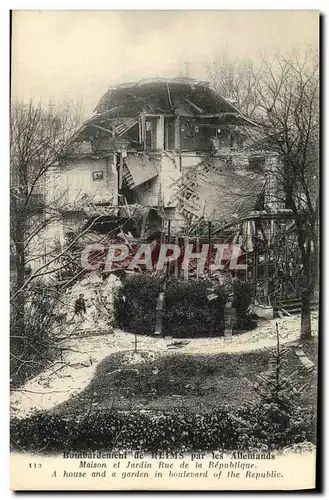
[11,10,319,117]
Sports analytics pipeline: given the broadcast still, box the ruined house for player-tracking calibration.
[56,78,276,239]
[30,78,303,309]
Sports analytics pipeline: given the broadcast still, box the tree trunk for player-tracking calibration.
[12,216,26,335]
[300,289,312,340]
[309,241,319,300]
[300,247,312,341]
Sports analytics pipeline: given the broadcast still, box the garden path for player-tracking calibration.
[10,312,318,419]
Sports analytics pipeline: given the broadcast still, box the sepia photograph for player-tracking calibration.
[9,9,320,491]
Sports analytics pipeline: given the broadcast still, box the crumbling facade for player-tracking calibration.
[55,78,278,241]
[30,78,303,310]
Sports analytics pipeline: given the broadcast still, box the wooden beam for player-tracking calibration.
[123,91,166,113]
[208,221,212,277]
[167,219,171,278]
[199,112,258,126]
[185,98,204,114]
[196,236,200,281]
[166,82,173,109]
[141,113,176,118]
[119,152,123,191]
[174,236,179,277]
[69,105,123,143]
[198,113,228,119]
[198,123,224,128]
[140,211,148,239]
[168,93,194,112]
[138,118,142,144]
[84,106,123,126]
[90,124,113,134]
[174,116,180,150]
[156,115,165,151]
[198,112,253,120]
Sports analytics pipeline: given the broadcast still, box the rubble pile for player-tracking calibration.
[57,271,123,333]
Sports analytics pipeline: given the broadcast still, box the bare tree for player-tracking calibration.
[206,54,261,117]
[10,100,151,385]
[10,99,84,384]
[253,51,319,339]
[207,50,319,339]
[10,99,84,298]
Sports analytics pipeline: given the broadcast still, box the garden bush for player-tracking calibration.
[164,278,227,337]
[10,289,62,388]
[114,274,163,334]
[114,275,228,337]
[10,402,316,453]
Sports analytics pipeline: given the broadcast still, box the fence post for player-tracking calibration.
[184,235,189,281]
[155,291,165,336]
[196,235,200,281]
[167,219,171,278]
[224,299,235,339]
[208,221,212,278]
[174,236,179,277]
[264,247,269,300]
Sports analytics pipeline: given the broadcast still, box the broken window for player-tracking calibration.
[164,117,174,150]
[126,123,143,151]
[180,117,198,151]
[248,155,265,172]
[145,119,157,151]
[215,128,232,147]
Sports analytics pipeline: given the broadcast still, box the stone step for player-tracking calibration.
[280,304,318,312]
[280,299,303,306]
[295,347,316,371]
[275,299,318,311]
[275,304,318,316]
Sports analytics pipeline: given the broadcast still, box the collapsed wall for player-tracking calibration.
[170,155,265,225]
[56,271,122,331]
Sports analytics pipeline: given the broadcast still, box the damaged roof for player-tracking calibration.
[72,77,257,144]
[94,78,257,124]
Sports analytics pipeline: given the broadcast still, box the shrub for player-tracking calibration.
[232,401,316,450]
[114,274,163,334]
[243,324,315,447]
[164,278,227,337]
[10,289,62,388]
[10,402,316,453]
[114,275,228,337]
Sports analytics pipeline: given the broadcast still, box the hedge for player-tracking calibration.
[114,274,162,335]
[114,275,256,337]
[10,402,316,453]
[114,275,228,337]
